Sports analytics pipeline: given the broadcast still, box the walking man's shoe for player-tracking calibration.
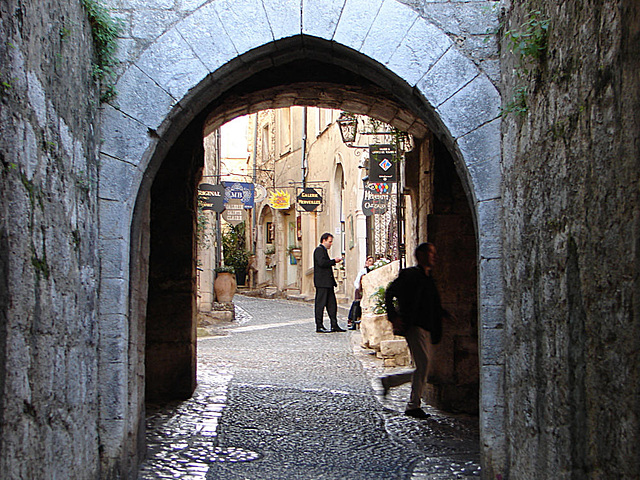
[331,326,346,332]
[316,327,330,333]
[404,408,431,419]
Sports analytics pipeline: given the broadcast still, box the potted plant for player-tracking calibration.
[222,222,250,286]
[264,246,275,268]
[214,265,236,303]
[288,245,302,260]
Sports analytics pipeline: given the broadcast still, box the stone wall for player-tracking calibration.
[0,0,101,478]
[501,1,640,478]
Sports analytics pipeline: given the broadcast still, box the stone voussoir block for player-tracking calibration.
[263,0,302,41]
[99,237,130,279]
[437,74,501,139]
[213,0,273,55]
[302,0,343,39]
[360,0,418,66]
[100,104,151,166]
[417,46,478,108]
[456,116,501,167]
[115,65,178,131]
[467,157,501,202]
[386,18,451,87]
[134,28,209,101]
[98,155,142,202]
[176,2,238,72]
[333,0,383,50]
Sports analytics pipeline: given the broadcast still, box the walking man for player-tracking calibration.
[313,232,344,333]
[379,242,452,418]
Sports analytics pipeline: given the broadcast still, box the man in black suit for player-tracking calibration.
[313,232,344,333]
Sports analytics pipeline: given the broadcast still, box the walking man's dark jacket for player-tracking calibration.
[385,265,444,344]
[313,244,337,287]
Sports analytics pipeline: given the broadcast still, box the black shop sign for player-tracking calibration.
[198,183,225,213]
[369,144,397,183]
[296,187,323,212]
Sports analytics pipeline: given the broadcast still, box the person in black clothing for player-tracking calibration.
[379,242,452,419]
[313,232,344,333]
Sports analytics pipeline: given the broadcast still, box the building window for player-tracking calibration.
[266,222,274,244]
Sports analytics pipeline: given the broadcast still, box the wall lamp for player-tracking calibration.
[337,111,413,152]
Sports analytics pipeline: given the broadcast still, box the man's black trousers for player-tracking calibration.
[315,287,338,329]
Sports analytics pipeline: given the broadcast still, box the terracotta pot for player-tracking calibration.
[214,272,237,303]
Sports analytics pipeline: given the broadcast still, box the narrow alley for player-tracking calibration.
[138,296,480,479]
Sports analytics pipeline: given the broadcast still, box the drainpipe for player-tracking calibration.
[301,107,308,187]
[215,128,222,270]
[252,113,258,252]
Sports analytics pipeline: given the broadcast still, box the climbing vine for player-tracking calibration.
[81,0,123,102]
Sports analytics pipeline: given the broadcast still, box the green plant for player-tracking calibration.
[502,85,529,116]
[196,202,212,249]
[370,286,387,314]
[502,10,550,116]
[222,222,250,273]
[505,10,549,67]
[215,265,235,274]
[1,79,13,97]
[369,258,390,271]
[366,117,411,155]
[60,25,71,41]
[81,0,123,103]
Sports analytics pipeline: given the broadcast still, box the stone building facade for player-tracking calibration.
[243,107,390,302]
[0,0,638,479]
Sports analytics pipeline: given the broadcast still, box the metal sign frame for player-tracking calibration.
[295,186,324,213]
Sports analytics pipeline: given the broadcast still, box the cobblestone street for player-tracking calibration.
[138,295,480,479]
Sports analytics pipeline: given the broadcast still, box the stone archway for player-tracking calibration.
[97,0,503,476]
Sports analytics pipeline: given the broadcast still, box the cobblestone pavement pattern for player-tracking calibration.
[138,295,480,479]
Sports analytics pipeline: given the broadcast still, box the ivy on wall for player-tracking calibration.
[503,10,550,116]
[81,0,123,102]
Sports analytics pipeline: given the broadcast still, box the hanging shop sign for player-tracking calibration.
[362,182,390,216]
[296,187,323,212]
[254,184,268,203]
[221,198,246,226]
[369,144,397,183]
[222,181,254,209]
[198,183,225,213]
[269,189,291,210]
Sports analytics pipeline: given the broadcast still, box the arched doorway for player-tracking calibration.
[96,2,503,476]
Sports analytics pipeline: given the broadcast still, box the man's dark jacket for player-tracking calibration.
[385,265,444,344]
[313,244,337,288]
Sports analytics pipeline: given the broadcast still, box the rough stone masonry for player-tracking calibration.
[0,0,102,478]
[501,0,640,478]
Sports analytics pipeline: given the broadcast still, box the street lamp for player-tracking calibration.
[337,112,358,146]
[337,112,413,153]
